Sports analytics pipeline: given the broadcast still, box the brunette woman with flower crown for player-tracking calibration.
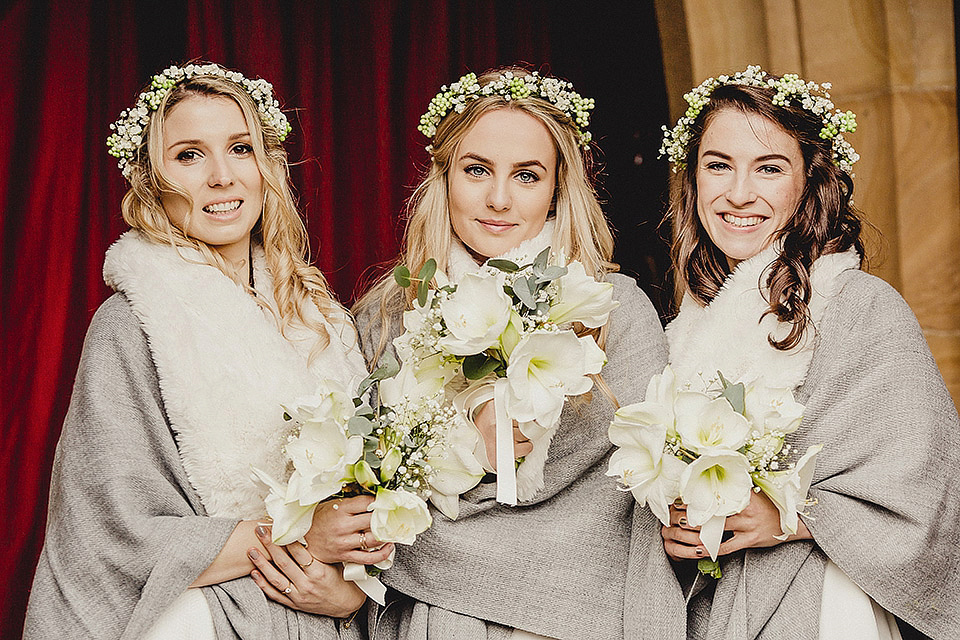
[628,67,960,639]
[23,63,393,639]
[333,68,668,640]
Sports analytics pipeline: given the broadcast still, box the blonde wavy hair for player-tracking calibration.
[356,67,618,399]
[119,68,345,355]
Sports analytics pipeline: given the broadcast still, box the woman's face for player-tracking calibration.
[696,108,806,269]
[160,95,264,267]
[448,108,557,261]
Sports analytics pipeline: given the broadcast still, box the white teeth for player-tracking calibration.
[204,200,241,213]
[723,213,763,227]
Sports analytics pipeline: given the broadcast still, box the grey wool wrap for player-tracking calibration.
[625,265,960,639]
[24,232,366,639]
[355,274,669,640]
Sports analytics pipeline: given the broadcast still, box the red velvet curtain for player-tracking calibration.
[1,1,668,635]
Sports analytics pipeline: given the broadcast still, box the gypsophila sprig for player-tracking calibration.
[607,365,823,578]
[418,71,595,149]
[106,63,291,180]
[659,65,859,174]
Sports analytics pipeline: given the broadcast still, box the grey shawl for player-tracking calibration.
[356,274,669,640]
[25,233,365,639]
[626,268,960,640]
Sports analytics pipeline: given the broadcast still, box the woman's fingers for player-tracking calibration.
[248,547,296,604]
[513,424,534,458]
[668,504,697,529]
[661,524,707,560]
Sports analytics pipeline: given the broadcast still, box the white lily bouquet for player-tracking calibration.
[392,247,619,505]
[252,357,485,604]
[606,365,822,577]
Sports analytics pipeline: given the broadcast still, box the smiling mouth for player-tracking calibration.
[203,199,242,214]
[722,213,765,228]
[477,219,516,233]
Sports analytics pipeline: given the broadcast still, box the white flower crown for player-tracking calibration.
[106,63,292,180]
[418,70,595,150]
[660,65,859,175]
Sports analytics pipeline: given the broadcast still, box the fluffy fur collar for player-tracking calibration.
[666,245,861,391]
[447,219,556,282]
[103,231,367,519]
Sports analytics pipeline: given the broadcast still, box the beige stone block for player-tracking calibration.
[762,0,802,73]
[797,0,889,94]
[839,95,902,289]
[885,0,956,88]
[924,331,960,411]
[682,0,769,80]
[890,91,960,330]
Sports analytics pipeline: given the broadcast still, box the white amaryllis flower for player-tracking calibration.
[379,362,450,406]
[675,394,751,455]
[285,418,364,505]
[438,273,512,355]
[606,403,686,525]
[547,260,619,328]
[250,468,318,545]
[425,415,485,519]
[744,385,804,435]
[753,443,822,538]
[680,451,753,559]
[504,330,605,427]
[369,488,433,545]
[282,378,356,425]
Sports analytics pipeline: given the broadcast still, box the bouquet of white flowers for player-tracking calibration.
[606,365,822,577]
[392,248,619,504]
[252,357,485,603]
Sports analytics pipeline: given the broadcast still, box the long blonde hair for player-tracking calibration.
[120,68,345,354]
[356,67,617,360]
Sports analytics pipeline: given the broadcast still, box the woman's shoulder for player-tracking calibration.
[84,293,151,361]
[830,269,917,324]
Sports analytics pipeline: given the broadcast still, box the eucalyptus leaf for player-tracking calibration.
[372,353,400,381]
[417,279,430,307]
[514,276,537,309]
[533,246,550,270]
[463,353,500,380]
[417,258,437,283]
[364,451,382,468]
[536,265,567,284]
[363,438,379,452]
[393,265,411,288]
[720,380,746,415]
[487,258,519,272]
[348,415,374,436]
[354,402,375,418]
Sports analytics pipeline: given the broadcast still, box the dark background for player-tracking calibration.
[0,1,670,636]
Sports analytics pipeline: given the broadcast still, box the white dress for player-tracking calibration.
[819,561,902,640]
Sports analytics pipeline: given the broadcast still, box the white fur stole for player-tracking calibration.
[666,245,861,392]
[103,231,367,519]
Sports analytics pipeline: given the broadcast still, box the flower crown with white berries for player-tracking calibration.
[418,70,595,150]
[660,65,859,174]
[106,63,291,180]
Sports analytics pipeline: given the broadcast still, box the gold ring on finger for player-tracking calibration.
[298,555,315,568]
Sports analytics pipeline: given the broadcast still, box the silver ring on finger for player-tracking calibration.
[359,530,369,551]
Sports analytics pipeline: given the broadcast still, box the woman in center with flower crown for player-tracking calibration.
[345,68,668,639]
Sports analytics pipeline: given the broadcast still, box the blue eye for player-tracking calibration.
[759,165,784,174]
[465,164,489,177]
[516,170,539,183]
[705,161,730,171]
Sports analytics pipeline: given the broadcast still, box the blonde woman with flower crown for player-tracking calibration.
[627,68,960,639]
[24,63,393,640]
[331,68,667,640]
